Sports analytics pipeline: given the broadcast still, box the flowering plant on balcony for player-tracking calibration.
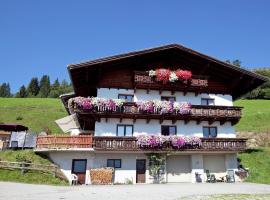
[148,68,192,84]
[155,69,171,84]
[174,102,192,115]
[183,136,202,147]
[135,100,191,115]
[175,69,192,81]
[170,135,185,148]
[136,135,201,149]
[68,96,125,113]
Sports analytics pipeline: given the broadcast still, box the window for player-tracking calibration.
[203,127,217,138]
[107,159,121,168]
[118,94,133,102]
[161,125,177,136]
[201,98,215,106]
[72,159,87,173]
[117,124,133,136]
[161,96,176,102]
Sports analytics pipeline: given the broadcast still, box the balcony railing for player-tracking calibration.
[36,135,93,149]
[134,71,208,87]
[36,136,247,152]
[78,103,242,123]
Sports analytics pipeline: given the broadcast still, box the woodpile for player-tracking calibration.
[90,167,114,184]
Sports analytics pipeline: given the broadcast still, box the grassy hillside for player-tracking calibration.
[0,150,68,185]
[234,99,270,133]
[238,147,270,184]
[0,98,66,134]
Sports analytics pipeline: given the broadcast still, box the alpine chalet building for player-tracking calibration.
[36,44,267,184]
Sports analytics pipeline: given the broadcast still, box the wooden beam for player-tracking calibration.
[133,116,137,123]
[199,63,210,75]
[230,74,244,89]
[208,119,215,125]
[184,119,189,125]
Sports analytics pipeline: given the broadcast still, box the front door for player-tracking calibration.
[136,159,146,183]
[72,159,87,184]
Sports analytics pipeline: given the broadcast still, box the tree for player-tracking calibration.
[27,77,39,97]
[38,75,50,97]
[0,83,11,97]
[225,59,241,67]
[16,85,27,98]
[49,79,61,98]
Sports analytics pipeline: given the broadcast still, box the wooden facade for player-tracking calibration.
[68,44,268,99]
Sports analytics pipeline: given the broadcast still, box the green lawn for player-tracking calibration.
[0,98,66,134]
[235,100,270,133]
[0,150,68,185]
[238,147,270,184]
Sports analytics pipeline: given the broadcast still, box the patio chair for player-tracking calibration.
[205,170,216,183]
[71,174,78,185]
[225,170,235,183]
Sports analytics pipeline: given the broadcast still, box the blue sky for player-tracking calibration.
[0,0,270,93]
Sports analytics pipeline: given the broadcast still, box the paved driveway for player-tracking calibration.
[0,182,270,200]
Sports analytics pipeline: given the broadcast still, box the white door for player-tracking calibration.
[167,155,191,182]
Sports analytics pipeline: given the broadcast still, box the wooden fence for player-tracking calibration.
[0,161,67,180]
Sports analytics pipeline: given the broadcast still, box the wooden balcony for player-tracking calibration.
[78,103,242,125]
[134,71,209,94]
[36,135,93,149]
[36,136,247,152]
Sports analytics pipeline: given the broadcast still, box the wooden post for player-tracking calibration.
[21,163,25,175]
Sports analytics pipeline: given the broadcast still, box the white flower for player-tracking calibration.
[114,99,125,107]
[153,99,162,109]
[149,70,156,77]
[169,72,178,82]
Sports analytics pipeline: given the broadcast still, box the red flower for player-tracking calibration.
[155,68,171,84]
[175,69,192,81]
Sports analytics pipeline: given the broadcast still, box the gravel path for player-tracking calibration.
[0,182,269,200]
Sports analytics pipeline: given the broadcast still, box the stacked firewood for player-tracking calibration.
[90,167,114,184]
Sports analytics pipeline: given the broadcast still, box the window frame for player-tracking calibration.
[201,98,215,106]
[161,96,176,102]
[107,159,122,168]
[116,124,134,136]
[118,94,134,102]
[203,126,218,138]
[161,125,177,136]
[72,159,87,174]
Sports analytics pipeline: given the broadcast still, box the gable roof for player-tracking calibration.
[67,43,269,99]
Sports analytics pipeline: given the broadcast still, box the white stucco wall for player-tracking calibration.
[48,151,239,184]
[97,88,233,106]
[95,118,235,138]
[49,152,148,185]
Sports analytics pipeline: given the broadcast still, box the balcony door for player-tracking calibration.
[72,159,87,184]
[136,159,146,183]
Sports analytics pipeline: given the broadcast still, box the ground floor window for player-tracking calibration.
[107,159,121,168]
[203,127,217,138]
[72,159,87,173]
[161,125,177,136]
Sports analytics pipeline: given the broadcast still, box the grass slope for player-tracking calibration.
[235,100,270,133]
[0,98,66,134]
[0,150,68,185]
[238,148,270,184]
